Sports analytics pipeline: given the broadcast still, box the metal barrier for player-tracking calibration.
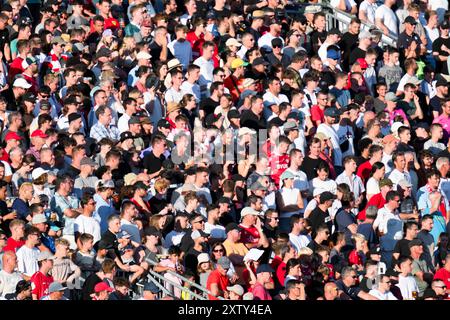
[285,2,397,48]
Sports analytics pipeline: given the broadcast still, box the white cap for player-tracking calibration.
[238,127,256,136]
[225,38,242,47]
[197,253,210,265]
[240,207,260,219]
[391,121,405,136]
[13,78,32,89]
[32,168,49,180]
[136,51,151,60]
[226,284,244,296]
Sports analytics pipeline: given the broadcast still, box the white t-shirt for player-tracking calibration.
[204,222,226,240]
[16,245,39,276]
[0,270,23,297]
[375,5,399,37]
[164,87,184,104]
[311,178,338,195]
[180,81,201,103]
[373,205,402,236]
[279,187,302,218]
[359,0,378,24]
[388,169,411,190]
[289,233,310,252]
[396,274,419,300]
[317,123,342,167]
[330,0,357,11]
[74,214,102,244]
[120,218,141,244]
[257,34,284,52]
[397,74,419,93]
[193,56,214,87]
[366,177,380,196]
[368,288,398,300]
[117,113,131,134]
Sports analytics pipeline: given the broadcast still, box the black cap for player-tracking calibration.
[204,113,221,127]
[403,16,417,25]
[271,38,283,48]
[68,112,82,123]
[64,95,78,106]
[413,122,430,131]
[22,92,36,102]
[128,116,141,125]
[253,57,269,66]
[120,131,134,142]
[157,119,171,129]
[97,240,111,250]
[256,264,275,274]
[225,222,241,234]
[96,47,112,59]
[441,20,450,29]
[227,109,240,120]
[385,268,400,277]
[436,78,448,87]
[218,196,232,205]
[319,191,336,203]
[369,246,381,255]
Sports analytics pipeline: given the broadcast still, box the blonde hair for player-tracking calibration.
[154,178,170,193]
[19,182,33,195]
[351,233,366,243]
[297,247,313,257]
[55,238,70,247]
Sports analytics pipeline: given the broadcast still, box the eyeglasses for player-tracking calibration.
[40,95,49,98]
[194,220,205,224]
[273,45,282,48]
[435,286,447,289]
[213,249,224,252]
[351,275,358,279]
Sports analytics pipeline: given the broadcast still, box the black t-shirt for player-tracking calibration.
[149,41,174,64]
[143,151,166,175]
[300,156,326,180]
[212,7,231,19]
[349,47,366,66]
[430,95,445,114]
[101,229,122,264]
[339,32,359,71]
[184,247,203,274]
[81,273,102,300]
[199,97,220,117]
[393,238,411,258]
[397,32,421,58]
[308,206,332,234]
[432,37,450,75]
[309,30,327,55]
[240,110,267,131]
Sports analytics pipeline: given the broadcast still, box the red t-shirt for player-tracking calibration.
[186,31,204,59]
[269,152,289,187]
[276,261,287,287]
[2,237,25,252]
[223,75,244,103]
[31,271,54,300]
[356,160,372,184]
[434,268,450,288]
[239,224,260,246]
[357,193,386,220]
[348,249,364,266]
[310,105,325,125]
[8,57,24,81]
[206,269,229,300]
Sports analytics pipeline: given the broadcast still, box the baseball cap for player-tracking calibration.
[256,264,275,274]
[324,107,340,117]
[382,134,397,145]
[96,47,112,59]
[136,51,152,60]
[143,281,161,294]
[231,58,249,69]
[280,170,295,181]
[368,246,381,255]
[120,131,134,143]
[436,78,448,87]
[68,113,82,123]
[441,20,450,29]
[144,226,162,238]
[327,49,341,60]
[242,78,255,88]
[379,178,393,188]
[284,121,298,131]
[97,179,115,189]
[319,191,336,203]
[80,157,97,167]
[13,78,32,89]
[356,58,368,69]
[191,230,209,240]
[391,121,404,135]
[397,179,412,189]
[403,16,417,25]
[217,256,231,269]
[128,116,141,125]
[21,57,37,69]
[157,119,171,129]
[5,131,23,141]
[226,284,244,296]
[197,253,210,265]
[226,38,242,47]
[31,129,48,139]
[51,36,66,45]
[94,282,113,293]
[48,282,66,293]
[31,168,49,180]
[252,10,264,18]
[37,251,54,261]
[240,207,260,218]
[385,92,398,102]
[252,57,269,66]
[250,181,268,191]
[225,222,241,234]
[32,214,47,224]
[227,109,240,120]
[413,122,430,131]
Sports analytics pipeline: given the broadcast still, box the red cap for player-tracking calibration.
[94,282,113,293]
[104,18,120,30]
[356,58,368,69]
[31,130,48,139]
[5,131,23,141]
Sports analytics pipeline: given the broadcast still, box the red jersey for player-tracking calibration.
[186,31,204,59]
[239,224,260,246]
[8,57,24,81]
[348,249,364,266]
[276,261,287,287]
[0,149,10,163]
[31,271,54,300]
[2,237,25,252]
[356,160,372,184]
[357,193,386,220]
[269,152,289,187]
[434,267,450,288]
[206,269,229,300]
[223,75,244,103]
[310,105,325,125]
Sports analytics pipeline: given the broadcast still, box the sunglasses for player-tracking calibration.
[351,275,358,279]
[194,220,205,224]
[213,249,224,252]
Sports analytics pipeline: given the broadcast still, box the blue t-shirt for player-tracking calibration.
[11,198,30,220]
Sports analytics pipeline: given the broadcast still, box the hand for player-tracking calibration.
[413,94,419,104]
[442,44,449,52]
[410,41,417,50]
[3,211,17,220]
[255,216,263,230]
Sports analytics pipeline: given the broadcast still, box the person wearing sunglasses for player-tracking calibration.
[367,274,398,300]
[335,266,378,300]
[431,279,449,300]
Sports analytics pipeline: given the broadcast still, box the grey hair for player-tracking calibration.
[436,157,449,170]
[366,205,378,220]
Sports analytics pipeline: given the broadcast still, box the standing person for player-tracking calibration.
[317,107,343,174]
[308,192,335,234]
[74,193,101,245]
[375,0,399,38]
[336,156,365,210]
